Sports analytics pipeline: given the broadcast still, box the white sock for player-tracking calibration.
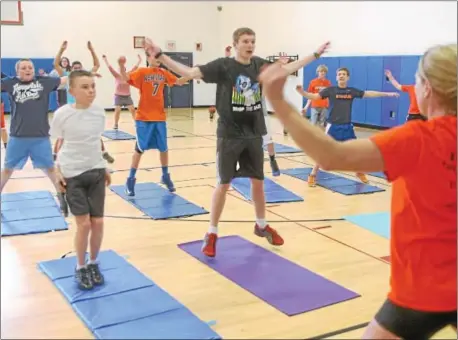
[76,264,86,270]
[256,219,267,229]
[208,226,218,234]
[88,259,97,265]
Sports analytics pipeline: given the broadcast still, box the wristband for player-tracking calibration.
[314,52,321,59]
[155,50,163,59]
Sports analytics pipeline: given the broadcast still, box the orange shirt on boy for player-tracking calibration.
[370,115,457,312]
[1,103,5,129]
[128,67,178,121]
[401,85,421,115]
[307,78,332,108]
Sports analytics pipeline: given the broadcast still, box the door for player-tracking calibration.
[162,52,193,108]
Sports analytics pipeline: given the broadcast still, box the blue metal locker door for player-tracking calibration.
[163,52,193,108]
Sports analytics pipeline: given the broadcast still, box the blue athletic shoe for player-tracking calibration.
[161,173,176,192]
[125,177,136,196]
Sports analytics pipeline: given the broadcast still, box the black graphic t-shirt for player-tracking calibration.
[319,86,365,124]
[199,56,271,138]
[1,76,61,137]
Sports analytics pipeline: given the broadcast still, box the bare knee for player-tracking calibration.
[215,183,230,193]
[90,217,104,230]
[250,178,264,192]
[362,319,401,340]
[75,215,92,234]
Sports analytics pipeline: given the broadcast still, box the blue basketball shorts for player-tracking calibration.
[325,123,357,142]
[4,136,54,170]
[135,121,168,153]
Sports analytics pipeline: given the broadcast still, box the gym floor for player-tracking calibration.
[1,108,455,339]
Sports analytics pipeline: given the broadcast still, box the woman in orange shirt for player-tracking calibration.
[260,43,457,339]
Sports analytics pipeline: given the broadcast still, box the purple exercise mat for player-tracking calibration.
[178,235,360,316]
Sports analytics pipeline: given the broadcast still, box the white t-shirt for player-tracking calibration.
[50,103,107,178]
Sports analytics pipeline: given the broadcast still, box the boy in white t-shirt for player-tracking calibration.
[50,70,111,291]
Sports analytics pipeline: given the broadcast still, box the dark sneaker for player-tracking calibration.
[75,267,93,290]
[57,192,69,217]
[125,177,136,196]
[87,263,104,286]
[103,152,115,164]
[161,173,176,192]
[270,159,280,176]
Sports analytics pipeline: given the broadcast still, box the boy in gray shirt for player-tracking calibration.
[50,70,111,291]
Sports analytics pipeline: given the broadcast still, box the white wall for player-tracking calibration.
[1,1,223,108]
[218,1,457,111]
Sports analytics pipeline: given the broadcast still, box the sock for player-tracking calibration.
[161,166,168,176]
[76,264,86,270]
[269,154,275,161]
[88,259,97,265]
[208,226,218,234]
[129,168,137,178]
[256,219,267,229]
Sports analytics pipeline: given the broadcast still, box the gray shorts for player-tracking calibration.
[65,168,106,217]
[311,107,328,126]
[114,95,134,107]
[216,137,264,184]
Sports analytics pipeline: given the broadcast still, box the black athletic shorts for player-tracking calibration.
[65,168,106,217]
[406,113,427,122]
[375,299,457,339]
[216,137,264,184]
[57,89,67,107]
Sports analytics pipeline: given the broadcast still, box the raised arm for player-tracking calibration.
[296,85,322,100]
[129,54,142,73]
[385,70,403,91]
[281,42,330,76]
[54,41,68,76]
[87,41,101,73]
[102,55,122,78]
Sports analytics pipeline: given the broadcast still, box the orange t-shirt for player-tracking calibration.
[401,85,421,114]
[307,78,331,108]
[371,115,457,312]
[128,67,178,121]
[1,103,5,129]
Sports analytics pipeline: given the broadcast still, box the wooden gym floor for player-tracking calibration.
[1,108,455,339]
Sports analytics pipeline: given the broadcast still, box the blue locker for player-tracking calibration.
[301,57,338,117]
[397,55,421,124]
[162,52,193,108]
[381,56,402,127]
[339,57,367,124]
[365,57,384,127]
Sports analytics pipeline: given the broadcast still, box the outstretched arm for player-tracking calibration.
[281,42,330,76]
[129,54,142,73]
[385,70,403,91]
[363,90,399,98]
[296,85,322,101]
[102,55,121,78]
[87,41,101,73]
[54,41,67,76]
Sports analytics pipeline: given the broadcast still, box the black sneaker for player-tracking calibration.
[103,152,115,164]
[87,263,105,286]
[57,192,69,217]
[270,159,280,177]
[75,267,93,290]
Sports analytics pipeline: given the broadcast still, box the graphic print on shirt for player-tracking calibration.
[232,75,262,112]
[144,73,165,96]
[12,81,44,104]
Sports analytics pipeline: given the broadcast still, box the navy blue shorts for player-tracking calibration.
[325,123,357,142]
[4,136,54,170]
[135,121,168,153]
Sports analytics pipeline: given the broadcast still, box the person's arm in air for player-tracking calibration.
[384,70,403,91]
[102,55,122,78]
[54,41,68,76]
[87,41,101,73]
[295,85,325,101]
[259,63,421,176]
[129,54,142,73]
[118,58,143,88]
[363,90,399,98]
[280,42,330,76]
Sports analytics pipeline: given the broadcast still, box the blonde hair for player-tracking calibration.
[417,43,457,115]
[316,64,328,74]
[232,27,255,43]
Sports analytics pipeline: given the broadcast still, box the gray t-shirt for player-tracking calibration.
[50,103,107,178]
[319,86,365,124]
[199,56,271,139]
[1,76,61,137]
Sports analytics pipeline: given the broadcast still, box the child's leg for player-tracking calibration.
[127,105,136,120]
[157,122,175,192]
[86,168,107,286]
[65,172,94,290]
[1,137,29,192]
[125,143,143,196]
[113,105,121,129]
[1,129,8,148]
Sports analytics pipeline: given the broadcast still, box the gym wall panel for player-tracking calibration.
[365,57,384,127]
[381,57,402,128]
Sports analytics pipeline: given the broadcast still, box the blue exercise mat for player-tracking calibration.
[369,171,387,179]
[343,212,390,239]
[1,190,68,236]
[102,130,136,140]
[265,142,302,154]
[282,168,385,196]
[110,182,208,219]
[38,250,221,339]
[231,177,303,203]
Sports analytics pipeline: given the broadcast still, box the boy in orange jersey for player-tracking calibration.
[118,53,188,195]
[385,69,427,122]
[300,64,332,128]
